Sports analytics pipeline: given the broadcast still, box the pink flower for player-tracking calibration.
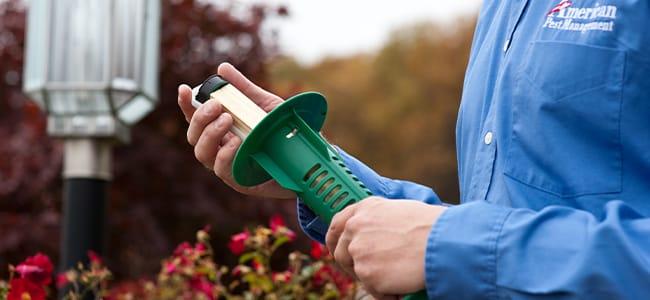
[227,231,249,255]
[173,242,192,257]
[286,228,296,241]
[269,214,286,232]
[7,278,46,300]
[164,261,177,275]
[270,214,296,241]
[189,276,214,300]
[310,241,326,260]
[87,250,103,265]
[56,273,69,288]
[15,253,53,286]
[194,243,207,255]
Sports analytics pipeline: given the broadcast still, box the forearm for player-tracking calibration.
[426,200,650,299]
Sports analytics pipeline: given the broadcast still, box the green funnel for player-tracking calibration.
[193,75,428,299]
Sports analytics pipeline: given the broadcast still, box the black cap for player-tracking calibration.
[195,75,230,104]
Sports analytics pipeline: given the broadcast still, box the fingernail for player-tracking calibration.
[215,114,227,125]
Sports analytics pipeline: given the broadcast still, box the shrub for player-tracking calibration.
[0,216,355,300]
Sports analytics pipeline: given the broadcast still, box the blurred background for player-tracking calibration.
[0,0,479,281]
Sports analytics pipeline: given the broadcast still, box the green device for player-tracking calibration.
[193,75,428,300]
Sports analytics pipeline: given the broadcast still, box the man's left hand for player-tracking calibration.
[325,196,446,298]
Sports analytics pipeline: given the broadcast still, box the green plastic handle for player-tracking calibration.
[229,92,428,299]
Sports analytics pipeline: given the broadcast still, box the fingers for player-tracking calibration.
[177,84,195,122]
[193,114,233,169]
[217,62,280,110]
[333,229,354,277]
[213,133,242,180]
[187,100,223,146]
[326,203,358,257]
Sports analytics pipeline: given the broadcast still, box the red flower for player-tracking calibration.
[164,261,177,275]
[15,253,53,286]
[251,260,262,272]
[232,266,243,276]
[7,278,46,300]
[87,250,102,265]
[310,241,327,260]
[189,276,214,300]
[56,273,68,288]
[227,231,249,255]
[269,214,285,232]
[330,268,354,295]
[311,265,353,294]
[173,242,192,257]
[311,265,331,287]
[272,271,292,283]
[194,242,207,255]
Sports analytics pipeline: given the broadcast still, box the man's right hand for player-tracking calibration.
[177,62,296,199]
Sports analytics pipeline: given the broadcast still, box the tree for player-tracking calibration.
[0,0,291,279]
[270,19,477,203]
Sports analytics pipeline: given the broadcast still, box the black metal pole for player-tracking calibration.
[60,178,107,270]
[58,139,111,299]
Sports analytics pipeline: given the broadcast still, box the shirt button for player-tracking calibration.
[503,39,511,52]
[484,132,494,145]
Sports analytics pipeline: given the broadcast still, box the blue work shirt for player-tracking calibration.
[297,0,650,299]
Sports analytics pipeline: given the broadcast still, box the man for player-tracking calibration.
[177,1,650,299]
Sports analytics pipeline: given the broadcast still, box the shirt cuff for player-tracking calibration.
[296,199,327,244]
[425,200,512,299]
[295,146,390,244]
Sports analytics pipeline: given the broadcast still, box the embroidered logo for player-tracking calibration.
[544,1,617,33]
[548,0,573,16]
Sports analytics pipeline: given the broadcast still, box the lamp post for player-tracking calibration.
[22,0,161,273]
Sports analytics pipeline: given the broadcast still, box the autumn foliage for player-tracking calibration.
[0,0,476,290]
[0,0,293,278]
[270,20,476,202]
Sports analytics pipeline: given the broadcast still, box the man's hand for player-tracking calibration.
[326,197,446,298]
[177,62,295,199]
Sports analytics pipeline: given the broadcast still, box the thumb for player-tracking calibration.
[217,62,280,110]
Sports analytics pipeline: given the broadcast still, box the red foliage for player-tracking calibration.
[0,0,296,279]
[0,0,62,274]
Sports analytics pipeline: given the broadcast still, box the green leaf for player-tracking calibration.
[271,236,289,252]
[238,252,258,264]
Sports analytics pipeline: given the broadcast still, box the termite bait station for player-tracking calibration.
[192,75,427,300]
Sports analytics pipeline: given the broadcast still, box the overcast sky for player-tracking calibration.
[237,0,483,64]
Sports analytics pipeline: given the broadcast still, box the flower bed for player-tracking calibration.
[0,215,355,299]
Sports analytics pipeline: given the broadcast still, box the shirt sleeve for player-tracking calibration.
[297,147,442,243]
[425,200,650,299]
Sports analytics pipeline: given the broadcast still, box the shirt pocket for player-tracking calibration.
[504,41,625,197]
